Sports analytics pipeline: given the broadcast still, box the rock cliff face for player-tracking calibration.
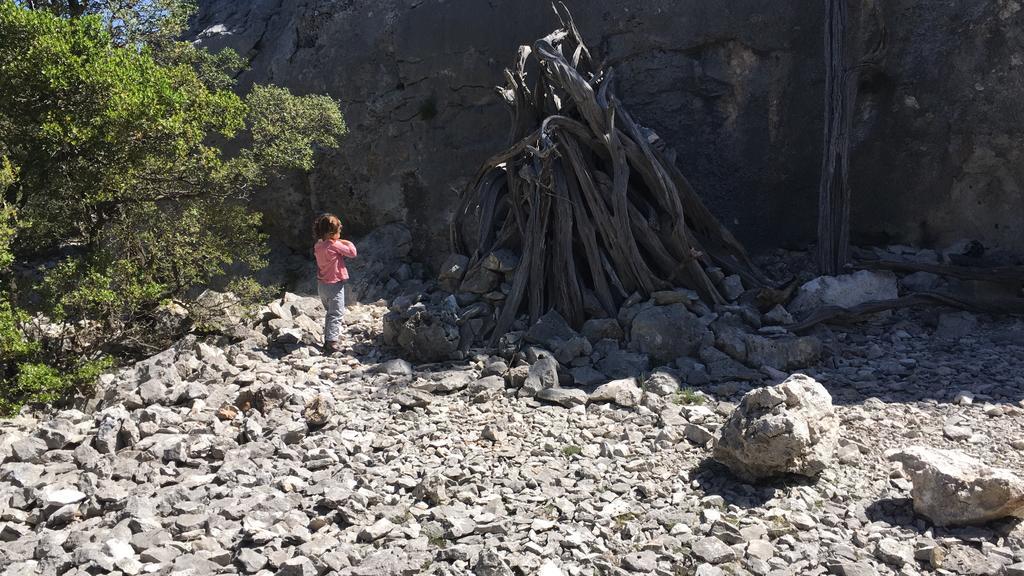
[190,0,1024,261]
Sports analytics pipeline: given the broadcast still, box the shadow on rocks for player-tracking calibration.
[691,458,820,509]
[866,497,1023,539]
[864,497,927,532]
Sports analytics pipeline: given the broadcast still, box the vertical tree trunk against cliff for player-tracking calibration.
[818,0,854,275]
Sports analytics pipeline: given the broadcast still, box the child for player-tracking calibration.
[313,213,357,354]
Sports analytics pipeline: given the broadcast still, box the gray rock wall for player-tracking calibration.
[191,0,1024,262]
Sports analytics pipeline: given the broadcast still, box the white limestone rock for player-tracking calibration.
[713,374,839,481]
[887,446,1024,526]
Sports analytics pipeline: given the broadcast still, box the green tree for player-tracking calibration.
[0,1,346,414]
[19,0,196,47]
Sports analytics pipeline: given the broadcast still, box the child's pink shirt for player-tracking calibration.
[314,238,357,283]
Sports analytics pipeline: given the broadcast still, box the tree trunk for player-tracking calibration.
[817,0,854,276]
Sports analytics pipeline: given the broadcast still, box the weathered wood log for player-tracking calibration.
[817,0,853,276]
[856,259,1024,285]
[787,292,1024,333]
[817,3,887,276]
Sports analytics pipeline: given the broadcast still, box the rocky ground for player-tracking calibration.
[2,276,1024,576]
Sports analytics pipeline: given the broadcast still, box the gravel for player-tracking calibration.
[1,285,1023,576]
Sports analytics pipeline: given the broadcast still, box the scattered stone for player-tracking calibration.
[943,424,973,440]
[693,536,737,564]
[1005,562,1024,576]
[395,308,460,362]
[630,304,707,363]
[580,318,624,343]
[395,389,433,409]
[10,437,47,462]
[302,395,331,427]
[537,561,563,576]
[570,366,606,387]
[460,265,500,294]
[684,423,715,446]
[763,304,794,326]
[536,387,588,408]
[789,270,898,317]
[44,488,87,506]
[358,518,396,542]
[746,539,774,560]
[827,562,878,576]
[37,419,85,449]
[744,333,822,371]
[888,446,1024,526]
[941,544,1004,575]
[526,310,578,351]
[596,348,650,380]
[622,550,657,572]
[874,538,913,567]
[589,378,642,407]
[481,424,507,442]
[438,254,470,292]
[473,549,514,576]
[519,357,559,397]
[276,556,317,576]
[698,346,760,382]
[720,275,745,301]
[237,548,268,573]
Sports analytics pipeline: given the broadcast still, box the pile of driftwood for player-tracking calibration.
[451,5,768,343]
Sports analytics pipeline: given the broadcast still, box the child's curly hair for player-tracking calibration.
[313,213,342,241]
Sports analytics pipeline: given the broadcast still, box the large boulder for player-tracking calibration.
[525,310,578,351]
[743,334,822,371]
[518,357,559,398]
[190,290,248,338]
[596,348,650,380]
[887,446,1024,526]
[788,271,898,317]
[629,304,708,364]
[589,378,642,408]
[713,374,839,481]
[525,310,592,364]
[395,309,460,363]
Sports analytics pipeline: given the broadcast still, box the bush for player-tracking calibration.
[0,1,346,414]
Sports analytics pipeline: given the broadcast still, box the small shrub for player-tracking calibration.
[674,388,705,405]
[613,512,636,526]
[0,356,113,417]
[562,444,582,457]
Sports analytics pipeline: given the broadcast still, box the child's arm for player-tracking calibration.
[333,239,357,258]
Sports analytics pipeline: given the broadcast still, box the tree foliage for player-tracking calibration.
[19,0,196,47]
[0,0,346,414]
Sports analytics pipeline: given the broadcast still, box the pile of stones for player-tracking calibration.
[2,243,1024,576]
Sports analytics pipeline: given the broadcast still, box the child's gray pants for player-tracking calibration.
[317,281,346,343]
